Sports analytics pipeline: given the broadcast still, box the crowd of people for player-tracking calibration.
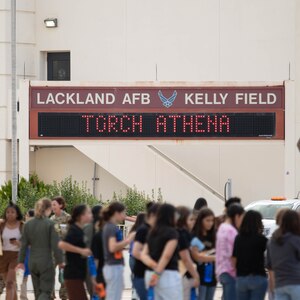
[0,195,299,300]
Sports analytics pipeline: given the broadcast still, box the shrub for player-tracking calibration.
[47,177,100,213]
[113,186,163,216]
[0,175,100,215]
[0,175,162,217]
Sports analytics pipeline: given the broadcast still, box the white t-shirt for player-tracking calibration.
[2,226,21,251]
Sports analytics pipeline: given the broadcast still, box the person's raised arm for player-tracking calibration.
[58,241,91,257]
[191,247,215,263]
[108,231,135,253]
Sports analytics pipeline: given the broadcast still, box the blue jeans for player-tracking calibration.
[198,285,216,300]
[129,256,135,273]
[236,275,268,300]
[133,276,147,300]
[219,273,237,300]
[275,285,300,300]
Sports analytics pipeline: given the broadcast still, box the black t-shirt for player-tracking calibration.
[178,228,193,278]
[178,228,192,252]
[233,234,267,277]
[133,223,150,278]
[196,234,217,286]
[148,226,179,271]
[64,224,87,280]
[92,230,105,283]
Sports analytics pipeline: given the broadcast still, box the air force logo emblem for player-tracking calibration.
[158,90,177,108]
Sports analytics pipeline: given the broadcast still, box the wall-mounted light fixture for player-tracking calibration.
[30,146,39,152]
[44,18,58,28]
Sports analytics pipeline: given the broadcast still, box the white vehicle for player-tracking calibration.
[245,197,300,238]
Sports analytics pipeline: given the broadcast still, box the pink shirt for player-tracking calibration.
[216,223,238,278]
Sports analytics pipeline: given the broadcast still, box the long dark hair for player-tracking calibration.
[92,205,102,224]
[239,210,263,236]
[225,197,241,209]
[273,210,300,245]
[102,202,125,222]
[27,209,35,218]
[227,204,244,229]
[3,203,23,221]
[130,213,146,233]
[192,208,215,245]
[176,206,192,230]
[69,204,88,225]
[151,203,176,235]
[146,202,161,218]
[194,198,207,211]
[92,205,104,232]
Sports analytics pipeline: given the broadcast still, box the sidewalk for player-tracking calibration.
[2,288,224,299]
[2,270,224,299]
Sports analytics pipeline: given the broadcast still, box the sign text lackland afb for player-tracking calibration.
[30,86,284,109]
[35,91,277,106]
[29,85,284,139]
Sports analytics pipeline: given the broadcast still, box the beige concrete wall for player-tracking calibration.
[32,147,128,201]
[74,143,225,213]
[0,0,36,182]
[34,0,295,82]
[295,2,300,196]
[157,142,285,205]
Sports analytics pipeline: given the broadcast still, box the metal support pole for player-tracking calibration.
[11,0,18,203]
[92,163,99,197]
[225,178,232,201]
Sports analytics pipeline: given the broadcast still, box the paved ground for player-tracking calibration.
[1,288,224,299]
[1,269,224,299]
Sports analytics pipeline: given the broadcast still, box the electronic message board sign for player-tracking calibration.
[29,85,284,140]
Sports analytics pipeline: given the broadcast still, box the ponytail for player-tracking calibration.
[35,198,52,218]
[102,202,125,222]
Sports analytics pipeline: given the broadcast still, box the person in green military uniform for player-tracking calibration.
[17,198,64,300]
[51,196,71,300]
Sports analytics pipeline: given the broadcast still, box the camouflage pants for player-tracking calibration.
[0,275,5,294]
[52,284,68,300]
[59,283,68,300]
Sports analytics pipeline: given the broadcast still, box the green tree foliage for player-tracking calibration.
[47,177,100,213]
[113,186,164,216]
[0,175,99,216]
[0,175,163,217]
